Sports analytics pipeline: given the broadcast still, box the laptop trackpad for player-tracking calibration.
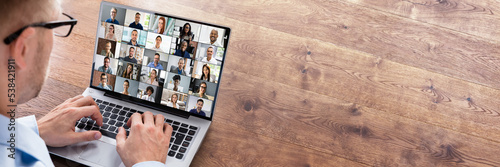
[79,140,123,167]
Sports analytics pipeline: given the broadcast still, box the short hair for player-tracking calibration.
[156,35,162,41]
[207,46,213,51]
[1,0,61,36]
[100,73,107,81]
[131,29,138,34]
[124,80,129,84]
[129,47,135,51]
[154,53,160,57]
[181,41,188,45]
[135,12,141,16]
[104,57,110,61]
[111,7,117,13]
[173,75,181,81]
[178,57,184,62]
[146,86,154,94]
[197,99,204,104]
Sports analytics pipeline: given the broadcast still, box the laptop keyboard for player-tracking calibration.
[75,98,199,160]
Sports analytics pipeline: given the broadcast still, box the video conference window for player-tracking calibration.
[101,6,126,25]
[167,56,192,77]
[119,44,144,64]
[196,43,221,65]
[122,27,147,47]
[192,61,220,83]
[145,33,171,53]
[165,72,190,94]
[96,38,118,58]
[143,49,168,71]
[161,89,188,110]
[94,54,119,75]
[92,70,116,91]
[186,95,213,117]
[117,60,141,81]
[124,9,151,31]
[148,15,175,36]
[114,76,140,97]
[98,22,124,42]
[139,66,161,86]
[137,83,158,103]
[188,79,216,100]
[198,25,226,47]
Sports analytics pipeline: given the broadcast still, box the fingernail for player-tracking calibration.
[94,132,101,140]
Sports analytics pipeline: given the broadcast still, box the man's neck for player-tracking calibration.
[210,41,216,45]
[104,67,108,70]
[129,55,134,59]
[154,62,158,66]
[207,57,212,61]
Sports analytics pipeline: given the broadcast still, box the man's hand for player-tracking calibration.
[38,95,103,147]
[116,111,173,167]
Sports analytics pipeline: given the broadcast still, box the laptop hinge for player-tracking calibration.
[103,92,190,119]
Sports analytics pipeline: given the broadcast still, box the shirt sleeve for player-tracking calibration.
[17,115,39,135]
[132,161,165,167]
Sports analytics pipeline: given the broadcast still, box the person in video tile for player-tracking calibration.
[179,23,194,43]
[201,46,217,64]
[166,93,179,109]
[192,82,208,99]
[122,63,134,79]
[147,53,164,70]
[141,86,155,102]
[147,69,159,86]
[209,29,220,46]
[152,36,165,53]
[174,41,190,58]
[97,73,113,90]
[128,12,143,30]
[200,64,213,82]
[121,80,130,95]
[98,57,113,74]
[100,41,114,58]
[172,75,182,92]
[123,46,137,63]
[127,29,139,46]
[189,99,206,117]
[105,7,119,24]
[154,16,166,35]
[105,24,117,41]
[170,57,186,75]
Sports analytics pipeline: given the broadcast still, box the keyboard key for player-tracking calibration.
[91,125,100,131]
[81,117,88,123]
[77,123,85,129]
[188,130,196,136]
[174,134,185,145]
[137,111,144,114]
[103,118,109,123]
[166,119,173,123]
[84,124,92,130]
[168,151,175,157]
[172,125,179,131]
[102,124,109,130]
[99,104,106,110]
[126,112,133,117]
[103,112,111,117]
[171,132,176,137]
[87,119,95,125]
[100,130,116,139]
[185,136,192,141]
[179,147,187,153]
[117,116,125,121]
[130,109,137,113]
[189,126,198,130]
[180,123,188,127]
[175,153,184,159]
[105,107,112,112]
[182,141,190,147]
[119,110,127,115]
[178,127,188,134]
[109,103,116,107]
[102,101,109,105]
[96,99,103,103]
[110,114,118,119]
[170,137,174,142]
[173,121,180,125]
[108,120,117,125]
[115,105,122,109]
[123,107,130,111]
[108,126,116,132]
[171,145,179,151]
[112,108,120,113]
[116,122,124,127]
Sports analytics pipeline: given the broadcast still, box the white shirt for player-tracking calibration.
[166,102,179,109]
[201,57,218,65]
[141,95,155,102]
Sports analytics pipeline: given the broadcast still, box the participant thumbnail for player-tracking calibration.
[94,54,118,75]
[174,20,201,42]
[196,43,220,65]
[143,50,168,71]
[137,83,158,103]
[98,22,124,42]
[186,95,213,117]
[198,25,226,47]
[160,89,188,110]
[119,44,144,64]
[192,61,220,83]
[100,5,126,25]
[117,60,141,81]
[148,15,175,36]
[167,56,192,77]
[188,78,216,100]
[124,9,151,31]
[92,70,116,91]
[114,76,139,97]
[96,38,117,58]
[172,38,198,59]
[145,33,172,53]
[139,66,160,86]
[122,27,147,47]
[164,72,190,94]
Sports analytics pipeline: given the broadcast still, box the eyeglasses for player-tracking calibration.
[3,13,77,45]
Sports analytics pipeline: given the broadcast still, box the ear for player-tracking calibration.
[9,27,36,70]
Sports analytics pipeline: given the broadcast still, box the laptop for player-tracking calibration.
[48,1,231,166]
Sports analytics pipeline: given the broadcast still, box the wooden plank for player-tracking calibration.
[344,0,500,41]
[214,70,500,166]
[163,0,500,89]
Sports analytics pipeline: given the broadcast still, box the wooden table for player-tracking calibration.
[17,0,500,166]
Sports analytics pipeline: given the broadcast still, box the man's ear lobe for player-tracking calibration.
[9,27,36,70]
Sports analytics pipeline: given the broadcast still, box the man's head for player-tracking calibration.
[180,41,187,52]
[173,75,180,87]
[206,46,213,60]
[199,82,207,95]
[105,41,111,52]
[134,12,141,23]
[100,73,108,85]
[0,0,61,104]
[154,53,160,63]
[103,57,110,68]
[110,7,117,20]
[130,30,138,42]
[209,29,218,44]
[177,58,185,69]
[196,99,204,111]
[146,86,154,95]
[155,36,162,47]
[129,47,135,57]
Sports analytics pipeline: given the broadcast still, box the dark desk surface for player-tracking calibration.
[17,0,500,166]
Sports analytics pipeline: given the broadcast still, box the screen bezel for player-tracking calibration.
[90,1,231,121]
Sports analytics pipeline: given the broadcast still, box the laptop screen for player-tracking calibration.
[90,2,230,120]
